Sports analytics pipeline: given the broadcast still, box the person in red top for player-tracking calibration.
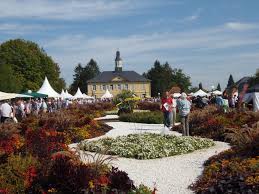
[160,91,173,132]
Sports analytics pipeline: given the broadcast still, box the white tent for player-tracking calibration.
[65,90,73,99]
[73,88,84,99]
[0,91,32,101]
[37,77,60,98]
[173,93,181,98]
[211,90,223,96]
[101,89,113,100]
[83,93,94,99]
[193,89,208,97]
[0,91,16,100]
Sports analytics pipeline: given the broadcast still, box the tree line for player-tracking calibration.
[1,38,257,96]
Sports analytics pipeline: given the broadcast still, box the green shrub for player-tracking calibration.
[119,111,163,124]
[80,133,215,160]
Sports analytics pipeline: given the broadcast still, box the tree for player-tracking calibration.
[198,82,203,90]
[249,70,259,87]
[0,39,65,92]
[227,74,235,88]
[216,83,221,91]
[0,64,22,92]
[70,59,100,94]
[143,60,191,97]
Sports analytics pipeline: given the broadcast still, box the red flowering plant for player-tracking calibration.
[25,128,67,159]
[0,123,24,162]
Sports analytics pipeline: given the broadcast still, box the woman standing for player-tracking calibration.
[161,91,173,134]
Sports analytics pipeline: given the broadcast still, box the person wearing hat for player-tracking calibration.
[177,92,191,136]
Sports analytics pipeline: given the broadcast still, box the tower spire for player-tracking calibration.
[115,50,123,72]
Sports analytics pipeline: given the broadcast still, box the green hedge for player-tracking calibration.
[119,111,163,124]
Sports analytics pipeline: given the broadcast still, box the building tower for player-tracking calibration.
[115,50,123,72]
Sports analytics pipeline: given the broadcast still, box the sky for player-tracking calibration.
[0,0,259,90]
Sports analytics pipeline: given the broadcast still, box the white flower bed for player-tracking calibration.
[80,133,215,160]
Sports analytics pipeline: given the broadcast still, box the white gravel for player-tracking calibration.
[72,119,230,194]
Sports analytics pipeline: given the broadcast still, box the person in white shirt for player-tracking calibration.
[0,101,12,123]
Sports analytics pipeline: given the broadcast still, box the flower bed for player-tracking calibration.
[80,133,215,160]
[190,116,259,193]
[0,104,152,193]
[174,105,259,143]
[119,111,164,124]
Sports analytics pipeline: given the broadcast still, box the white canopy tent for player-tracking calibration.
[73,88,84,99]
[193,89,208,97]
[37,77,60,98]
[0,91,32,101]
[101,89,113,100]
[83,93,94,99]
[65,90,73,99]
[210,90,223,96]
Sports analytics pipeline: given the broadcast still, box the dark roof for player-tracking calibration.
[88,71,150,83]
[247,84,259,93]
[235,77,251,87]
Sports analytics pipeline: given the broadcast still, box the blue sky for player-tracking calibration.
[0,0,259,90]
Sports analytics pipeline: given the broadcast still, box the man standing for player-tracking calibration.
[161,91,173,134]
[0,100,12,123]
[177,93,191,136]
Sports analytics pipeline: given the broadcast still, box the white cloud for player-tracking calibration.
[0,0,155,20]
[224,22,258,31]
[182,8,202,22]
[42,23,259,87]
[0,23,57,34]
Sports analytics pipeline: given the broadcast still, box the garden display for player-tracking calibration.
[80,133,215,160]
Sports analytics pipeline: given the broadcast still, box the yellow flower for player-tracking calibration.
[48,188,57,193]
[89,180,95,189]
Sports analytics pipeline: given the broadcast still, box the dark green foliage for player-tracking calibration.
[0,39,65,92]
[119,111,163,124]
[70,59,100,94]
[227,74,235,88]
[216,83,221,91]
[143,60,191,97]
[249,70,259,87]
[0,64,22,92]
[137,101,160,111]
[109,167,135,192]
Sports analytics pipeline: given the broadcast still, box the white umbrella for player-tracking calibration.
[193,89,208,97]
[211,90,222,96]
[173,93,181,98]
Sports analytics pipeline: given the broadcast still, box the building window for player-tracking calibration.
[100,85,102,90]
[125,84,128,90]
[118,84,121,90]
[103,85,106,90]
[110,85,114,90]
[92,85,96,91]
[131,84,135,91]
[142,83,145,90]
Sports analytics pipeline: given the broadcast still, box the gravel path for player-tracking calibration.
[72,120,230,194]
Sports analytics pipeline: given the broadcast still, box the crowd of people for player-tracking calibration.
[0,98,72,123]
[160,90,243,136]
